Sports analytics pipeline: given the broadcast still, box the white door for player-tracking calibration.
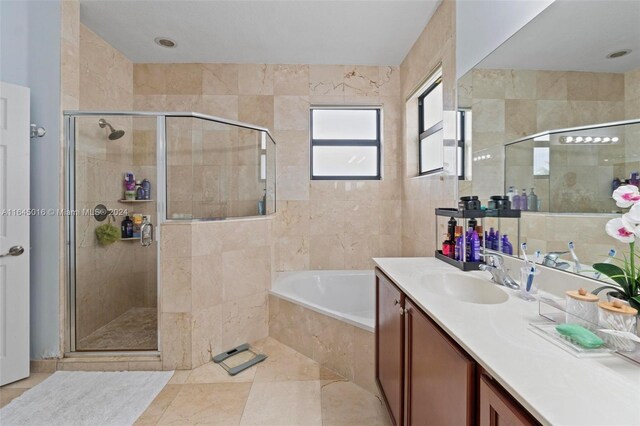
[0,82,30,386]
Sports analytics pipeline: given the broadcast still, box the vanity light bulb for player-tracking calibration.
[565,136,574,143]
[594,137,602,142]
[575,137,584,143]
[612,137,619,142]
[603,137,611,143]
[585,137,593,142]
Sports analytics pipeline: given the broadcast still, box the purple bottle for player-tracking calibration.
[470,231,480,261]
[520,189,528,211]
[512,192,521,210]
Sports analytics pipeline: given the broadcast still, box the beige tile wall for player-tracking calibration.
[74,24,158,343]
[456,63,640,271]
[160,218,272,370]
[400,0,458,256]
[269,295,376,395]
[133,63,403,270]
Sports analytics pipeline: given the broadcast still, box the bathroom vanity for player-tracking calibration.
[374,258,640,426]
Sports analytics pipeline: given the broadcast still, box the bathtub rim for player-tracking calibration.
[270,270,375,333]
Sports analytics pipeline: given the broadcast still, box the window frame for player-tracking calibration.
[457,109,466,180]
[309,107,382,180]
[418,76,444,176]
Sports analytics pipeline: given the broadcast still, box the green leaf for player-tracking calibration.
[593,263,630,296]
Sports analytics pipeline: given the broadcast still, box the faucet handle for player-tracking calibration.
[479,251,504,268]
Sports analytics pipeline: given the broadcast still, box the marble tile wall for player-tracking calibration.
[133,63,403,270]
[456,67,640,270]
[268,295,376,395]
[74,24,158,343]
[160,218,272,370]
[400,0,458,256]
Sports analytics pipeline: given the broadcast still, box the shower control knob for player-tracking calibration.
[30,124,46,138]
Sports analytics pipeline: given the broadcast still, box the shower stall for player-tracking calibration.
[64,111,276,353]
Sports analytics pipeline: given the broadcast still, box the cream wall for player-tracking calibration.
[400,0,458,256]
[133,63,403,270]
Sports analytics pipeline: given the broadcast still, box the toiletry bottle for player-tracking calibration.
[442,234,455,258]
[630,172,640,188]
[468,218,477,232]
[520,189,528,211]
[257,189,266,215]
[142,178,151,200]
[476,225,484,248]
[612,178,621,193]
[454,226,463,261]
[487,227,495,248]
[506,186,516,205]
[121,216,133,239]
[527,188,538,212]
[470,231,480,262]
[132,214,143,238]
[493,230,500,251]
[512,191,521,210]
[135,180,144,200]
[502,235,513,255]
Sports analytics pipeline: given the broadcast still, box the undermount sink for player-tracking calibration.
[416,272,509,305]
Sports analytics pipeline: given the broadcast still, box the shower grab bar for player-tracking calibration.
[62,110,276,144]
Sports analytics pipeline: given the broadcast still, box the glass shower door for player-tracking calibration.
[70,114,159,351]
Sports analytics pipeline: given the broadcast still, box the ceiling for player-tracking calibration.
[478,0,640,73]
[80,0,441,65]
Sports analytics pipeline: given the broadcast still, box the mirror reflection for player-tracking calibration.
[457,0,640,280]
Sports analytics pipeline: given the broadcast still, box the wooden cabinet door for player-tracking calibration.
[479,374,539,426]
[375,269,405,426]
[405,298,476,426]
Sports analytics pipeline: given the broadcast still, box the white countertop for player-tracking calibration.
[373,257,640,426]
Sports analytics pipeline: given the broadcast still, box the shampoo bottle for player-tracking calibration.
[470,231,480,262]
[527,188,538,212]
[512,191,521,210]
[520,189,528,211]
[121,216,133,239]
[501,235,513,255]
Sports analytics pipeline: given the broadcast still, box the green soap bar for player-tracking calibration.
[556,323,604,349]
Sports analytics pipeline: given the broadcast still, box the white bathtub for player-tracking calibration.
[270,270,375,332]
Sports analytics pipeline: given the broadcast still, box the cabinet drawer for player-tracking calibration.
[479,373,539,426]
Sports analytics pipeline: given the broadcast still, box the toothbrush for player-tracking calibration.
[568,242,582,273]
[593,249,616,280]
[526,265,536,292]
[521,242,529,263]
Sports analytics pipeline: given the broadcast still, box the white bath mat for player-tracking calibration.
[0,370,173,426]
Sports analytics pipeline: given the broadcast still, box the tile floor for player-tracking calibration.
[0,337,390,426]
[77,307,157,351]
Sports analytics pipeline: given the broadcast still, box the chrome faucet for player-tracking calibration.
[479,253,520,289]
[542,251,571,270]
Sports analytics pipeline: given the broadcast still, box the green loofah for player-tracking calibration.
[95,223,120,245]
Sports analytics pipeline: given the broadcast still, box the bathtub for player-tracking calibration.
[269,270,378,394]
[270,270,375,332]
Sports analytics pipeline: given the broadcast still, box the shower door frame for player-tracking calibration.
[64,111,167,355]
[63,110,275,356]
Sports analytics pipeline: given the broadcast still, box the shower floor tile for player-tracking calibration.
[77,307,157,351]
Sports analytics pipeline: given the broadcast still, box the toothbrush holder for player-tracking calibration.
[519,266,540,301]
[598,301,638,352]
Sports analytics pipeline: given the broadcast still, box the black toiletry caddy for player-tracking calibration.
[434,207,521,271]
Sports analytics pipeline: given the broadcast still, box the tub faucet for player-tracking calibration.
[479,253,519,290]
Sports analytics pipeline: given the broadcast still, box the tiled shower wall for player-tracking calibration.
[73,24,157,342]
[400,0,458,256]
[132,63,403,271]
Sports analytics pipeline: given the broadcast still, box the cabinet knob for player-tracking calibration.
[394,299,400,305]
[399,307,408,315]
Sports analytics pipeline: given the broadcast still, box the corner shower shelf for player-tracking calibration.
[118,199,154,203]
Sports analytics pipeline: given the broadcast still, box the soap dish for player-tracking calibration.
[529,322,613,358]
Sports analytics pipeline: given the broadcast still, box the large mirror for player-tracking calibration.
[457,0,640,279]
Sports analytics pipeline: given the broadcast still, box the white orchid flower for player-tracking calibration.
[625,202,640,225]
[612,184,640,208]
[606,217,637,243]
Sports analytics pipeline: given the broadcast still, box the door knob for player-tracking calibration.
[0,246,24,258]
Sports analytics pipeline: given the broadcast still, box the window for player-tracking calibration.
[310,108,381,180]
[418,72,444,175]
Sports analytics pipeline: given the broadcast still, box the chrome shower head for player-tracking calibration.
[98,118,125,140]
